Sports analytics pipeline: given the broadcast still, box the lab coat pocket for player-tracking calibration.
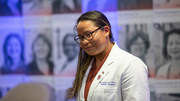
[93,87,117,101]
[100,87,117,93]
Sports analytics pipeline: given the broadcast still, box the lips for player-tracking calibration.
[85,46,93,49]
[169,49,180,54]
[84,46,94,50]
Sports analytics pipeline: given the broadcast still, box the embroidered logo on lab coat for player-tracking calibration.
[99,82,115,86]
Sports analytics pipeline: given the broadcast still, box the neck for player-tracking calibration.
[36,58,47,63]
[12,57,21,64]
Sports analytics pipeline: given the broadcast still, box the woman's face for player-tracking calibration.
[167,33,180,60]
[6,37,22,60]
[76,21,108,56]
[33,37,49,60]
[130,37,146,58]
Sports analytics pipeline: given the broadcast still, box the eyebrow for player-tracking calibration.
[78,30,91,36]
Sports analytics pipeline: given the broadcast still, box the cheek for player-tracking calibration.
[43,44,49,53]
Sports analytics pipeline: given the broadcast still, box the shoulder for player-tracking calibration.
[111,43,144,66]
[26,61,38,72]
[110,43,148,74]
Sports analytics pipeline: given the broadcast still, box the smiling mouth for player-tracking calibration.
[85,46,93,50]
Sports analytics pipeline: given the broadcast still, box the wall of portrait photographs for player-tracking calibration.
[0,0,180,101]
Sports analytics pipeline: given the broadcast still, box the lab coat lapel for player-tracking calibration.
[88,60,114,101]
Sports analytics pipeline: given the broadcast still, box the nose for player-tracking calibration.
[81,38,89,45]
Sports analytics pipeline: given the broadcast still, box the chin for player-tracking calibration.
[86,53,95,56]
[85,51,96,56]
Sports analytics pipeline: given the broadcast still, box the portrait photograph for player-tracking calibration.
[0,0,22,16]
[52,27,79,76]
[0,20,25,75]
[53,0,81,14]
[118,23,155,78]
[24,26,54,76]
[52,14,80,76]
[154,22,180,100]
[153,22,180,79]
[22,0,53,15]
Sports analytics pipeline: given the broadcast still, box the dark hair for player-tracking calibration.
[32,34,52,61]
[126,31,150,54]
[163,29,180,59]
[3,33,24,66]
[66,10,114,99]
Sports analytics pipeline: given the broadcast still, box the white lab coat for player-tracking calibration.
[77,43,150,101]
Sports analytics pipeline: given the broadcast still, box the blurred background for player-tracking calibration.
[0,0,180,101]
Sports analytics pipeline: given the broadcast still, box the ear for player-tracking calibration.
[104,26,110,37]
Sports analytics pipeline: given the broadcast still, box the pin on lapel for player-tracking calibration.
[102,71,104,74]
[97,75,101,80]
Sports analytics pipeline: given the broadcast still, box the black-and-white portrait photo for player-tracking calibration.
[0,33,25,75]
[154,23,180,79]
[22,0,52,15]
[53,0,81,14]
[58,33,79,76]
[119,23,155,78]
[25,28,54,75]
[126,31,150,65]
[52,14,80,77]
[153,22,180,101]
[0,0,22,16]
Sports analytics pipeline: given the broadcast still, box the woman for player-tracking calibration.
[126,31,150,63]
[26,34,54,75]
[0,33,25,74]
[66,11,150,101]
[126,31,155,77]
[156,29,180,79]
[53,0,81,13]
